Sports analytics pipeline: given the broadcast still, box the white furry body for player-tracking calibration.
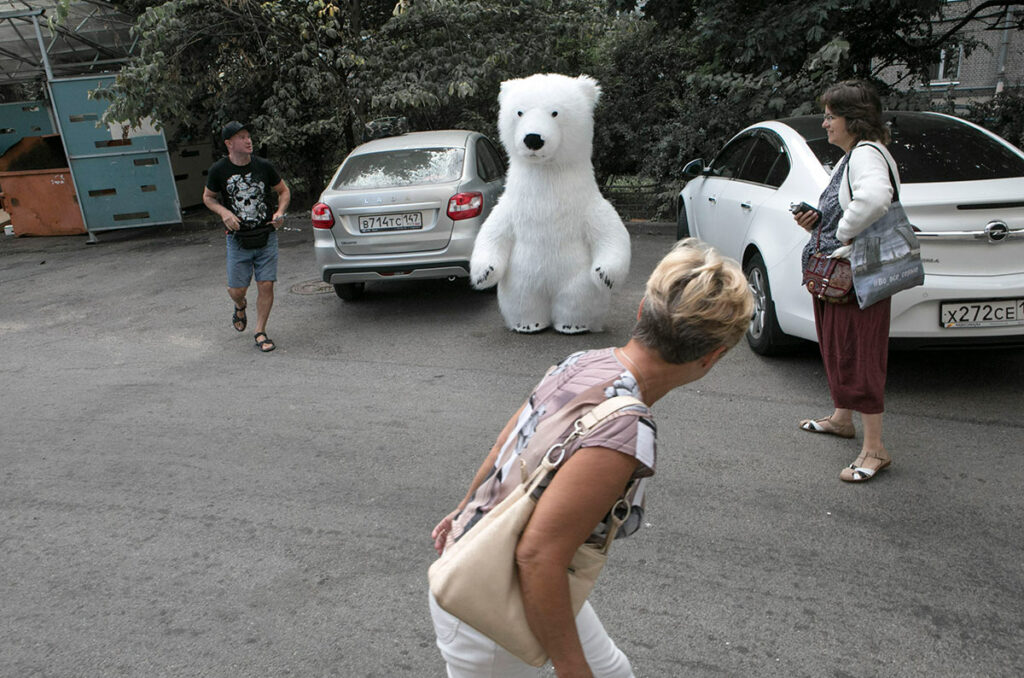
[470,73,631,333]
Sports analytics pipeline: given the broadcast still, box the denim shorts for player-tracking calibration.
[226,231,278,288]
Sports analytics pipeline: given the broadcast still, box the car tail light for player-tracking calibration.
[447,192,483,221]
[311,202,335,229]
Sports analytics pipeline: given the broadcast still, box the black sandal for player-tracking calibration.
[254,332,275,352]
[232,305,247,332]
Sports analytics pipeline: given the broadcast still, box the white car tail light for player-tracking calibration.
[447,192,483,221]
[311,203,335,229]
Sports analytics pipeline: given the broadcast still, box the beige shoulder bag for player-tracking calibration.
[428,395,646,666]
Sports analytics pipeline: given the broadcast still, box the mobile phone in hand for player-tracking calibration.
[790,202,821,219]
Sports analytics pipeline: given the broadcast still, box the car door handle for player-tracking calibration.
[707,197,717,204]
[740,202,752,210]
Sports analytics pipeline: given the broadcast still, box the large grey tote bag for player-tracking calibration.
[848,144,925,309]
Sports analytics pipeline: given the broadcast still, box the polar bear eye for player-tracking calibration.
[551,111,558,117]
[517,111,523,117]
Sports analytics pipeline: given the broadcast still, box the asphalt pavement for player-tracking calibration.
[1,213,1022,677]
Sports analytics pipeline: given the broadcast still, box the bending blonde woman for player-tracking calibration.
[429,238,754,677]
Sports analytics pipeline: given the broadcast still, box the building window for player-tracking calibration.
[930,45,963,84]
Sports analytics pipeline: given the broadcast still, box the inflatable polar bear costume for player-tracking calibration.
[470,73,630,334]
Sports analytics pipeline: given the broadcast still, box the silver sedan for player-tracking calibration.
[312,130,506,300]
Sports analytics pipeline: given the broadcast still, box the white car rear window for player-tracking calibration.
[789,114,1024,183]
[334,147,465,190]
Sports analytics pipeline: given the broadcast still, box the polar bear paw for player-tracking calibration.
[512,321,548,334]
[594,266,615,290]
[556,323,590,335]
[471,264,497,290]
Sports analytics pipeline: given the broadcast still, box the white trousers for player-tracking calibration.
[428,592,635,678]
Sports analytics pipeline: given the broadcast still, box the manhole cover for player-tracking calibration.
[291,280,334,295]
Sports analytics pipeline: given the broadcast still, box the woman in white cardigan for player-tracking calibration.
[792,80,899,483]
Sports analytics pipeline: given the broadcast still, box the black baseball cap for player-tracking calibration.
[221,121,249,141]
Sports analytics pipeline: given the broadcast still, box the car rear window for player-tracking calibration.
[886,116,1024,182]
[787,113,1024,183]
[333,147,465,190]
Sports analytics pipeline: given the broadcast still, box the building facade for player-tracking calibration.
[923,0,1023,107]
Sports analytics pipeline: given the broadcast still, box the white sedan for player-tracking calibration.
[678,111,1024,355]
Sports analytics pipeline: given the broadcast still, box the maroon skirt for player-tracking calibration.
[813,297,890,414]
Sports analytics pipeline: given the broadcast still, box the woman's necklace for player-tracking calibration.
[615,348,648,399]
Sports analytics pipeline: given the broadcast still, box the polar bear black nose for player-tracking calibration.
[523,134,544,151]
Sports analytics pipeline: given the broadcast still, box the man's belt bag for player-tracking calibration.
[234,224,273,249]
[428,395,644,667]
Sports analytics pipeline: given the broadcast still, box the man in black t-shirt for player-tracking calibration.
[203,121,290,353]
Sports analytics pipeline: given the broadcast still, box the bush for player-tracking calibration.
[962,85,1024,150]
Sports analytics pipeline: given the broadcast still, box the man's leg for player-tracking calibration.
[254,280,274,335]
[226,235,253,331]
[252,233,278,350]
[228,286,248,327]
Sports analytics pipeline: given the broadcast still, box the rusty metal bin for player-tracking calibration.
[0,135,86,236]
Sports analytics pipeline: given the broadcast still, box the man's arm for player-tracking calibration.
[271,179,290,227]
[202,187,240,231]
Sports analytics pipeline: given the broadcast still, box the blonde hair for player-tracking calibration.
[633,238,754,363]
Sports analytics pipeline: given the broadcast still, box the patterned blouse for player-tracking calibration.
[801,152,851,273]
[446,349,656,549]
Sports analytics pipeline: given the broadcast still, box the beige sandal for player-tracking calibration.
[840,451,891,483]
[798,416,855,439]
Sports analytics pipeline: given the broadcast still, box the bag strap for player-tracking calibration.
[522,395,647,501]
[847,142,900,203]
[530,395,647,553]
[594,481,637,554]
[543,395,647,469]
[494,378,610,473]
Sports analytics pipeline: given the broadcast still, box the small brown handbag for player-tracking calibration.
[803,222,853,304]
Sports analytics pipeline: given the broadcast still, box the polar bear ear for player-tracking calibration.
[576,75,602,107]
[498,78,520,107]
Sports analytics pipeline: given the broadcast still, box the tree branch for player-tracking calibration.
[926,1,1024,50]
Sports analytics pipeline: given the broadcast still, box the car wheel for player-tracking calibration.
[676,197,690,240]
[744,252,789,356]
[334,282,365,301]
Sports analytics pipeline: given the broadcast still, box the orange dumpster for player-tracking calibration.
[0,135,86,236]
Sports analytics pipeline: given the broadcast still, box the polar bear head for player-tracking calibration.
[497,73,601,167]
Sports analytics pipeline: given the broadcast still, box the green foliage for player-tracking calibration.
[621,0,951,81]
[98,0,369,198]
[963,85,1024,150]
[59,0,1024,212]
[591,15,849,190]
[355,0,613,139]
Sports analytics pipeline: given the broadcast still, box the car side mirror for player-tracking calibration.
[682,158,705,179]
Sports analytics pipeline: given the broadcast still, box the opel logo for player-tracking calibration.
[985,221,1009,243]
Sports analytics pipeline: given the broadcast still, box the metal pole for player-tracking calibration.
[35,14,94,241]
[30,13,53,81]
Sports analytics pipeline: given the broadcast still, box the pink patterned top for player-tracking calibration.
[448,348,656,547]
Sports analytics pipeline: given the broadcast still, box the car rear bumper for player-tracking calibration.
[320,261,470,284]
[313,226,475,284]
[889,271,1024,344]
